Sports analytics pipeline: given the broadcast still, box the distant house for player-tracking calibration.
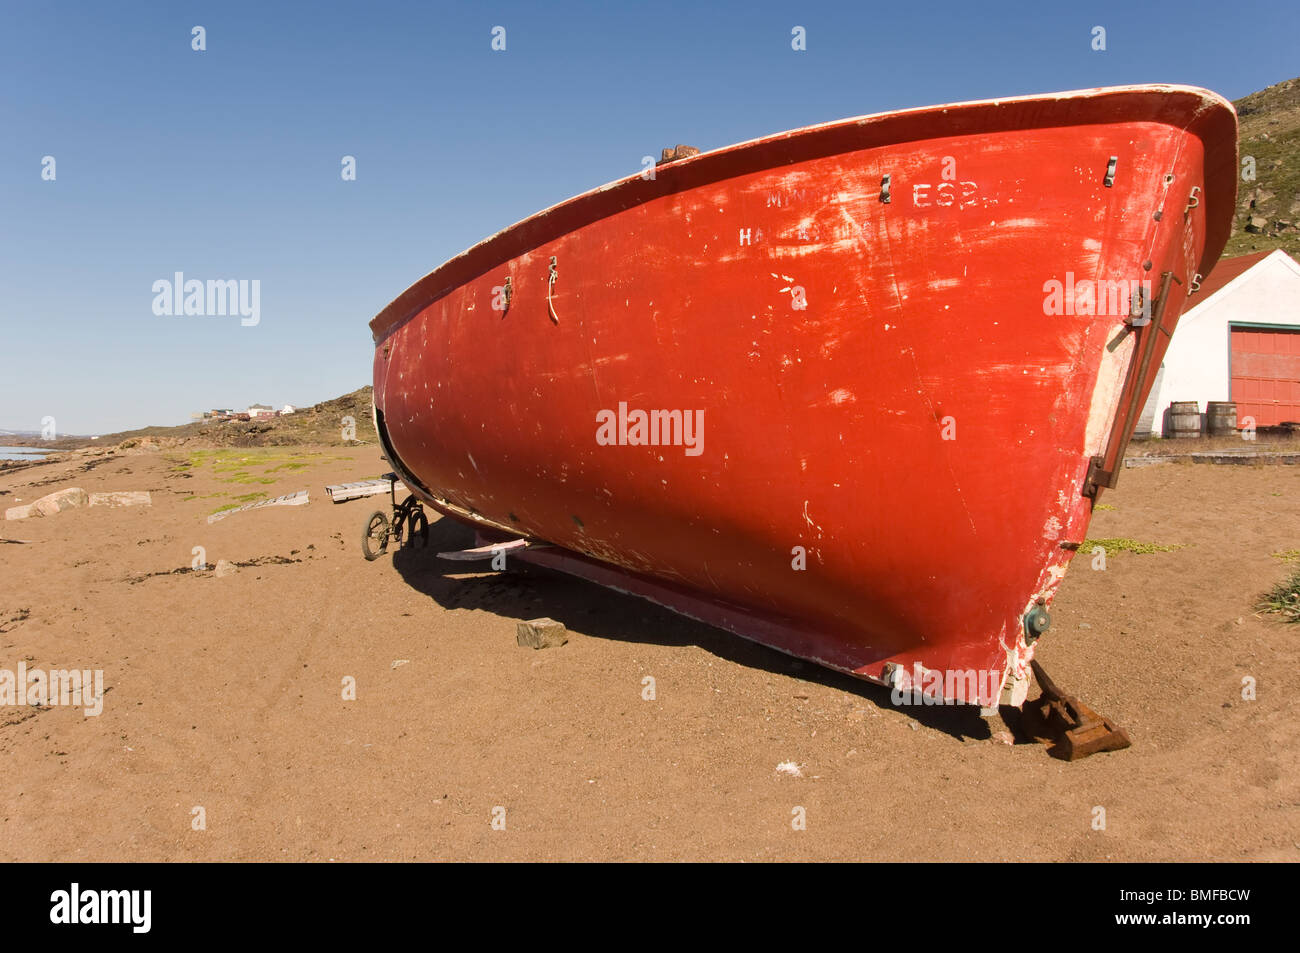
[247,404,277,419]
[1138,249,1300,434]
[281,404,296,415]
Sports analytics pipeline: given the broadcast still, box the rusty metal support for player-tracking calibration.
[1022,659,1132,760]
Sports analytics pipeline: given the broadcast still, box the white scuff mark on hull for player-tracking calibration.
[1084,325,1134,455]
[802,500,823,534]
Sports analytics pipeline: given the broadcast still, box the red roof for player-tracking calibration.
[1195,250,1274,300]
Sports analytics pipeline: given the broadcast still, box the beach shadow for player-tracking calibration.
[389,517,994,743]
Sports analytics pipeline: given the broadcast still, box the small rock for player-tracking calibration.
[391,659,410,669]
[214,559,237,578]
[1245,215,1268,233]
[775,761,803,777]
[516,617,567,649]
[991,730,1015,746]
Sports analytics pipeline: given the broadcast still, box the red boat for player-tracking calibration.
[369,85,1237,717]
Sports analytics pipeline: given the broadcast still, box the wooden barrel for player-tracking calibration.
[1168,401,1202,439]
[1206,401,1237,436]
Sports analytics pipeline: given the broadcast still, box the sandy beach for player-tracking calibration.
[0,442,1296,861]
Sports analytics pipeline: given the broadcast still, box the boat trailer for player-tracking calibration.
[360,472,429,560]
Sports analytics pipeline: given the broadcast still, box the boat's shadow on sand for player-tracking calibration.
[391,517,1001,744]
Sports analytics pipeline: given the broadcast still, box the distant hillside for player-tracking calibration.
[14,387,377,451]
[1226,75,1300,259]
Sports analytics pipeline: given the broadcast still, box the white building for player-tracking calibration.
[281,404,296,415]
[1139,249,1300,435]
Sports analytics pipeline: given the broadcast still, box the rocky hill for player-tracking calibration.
[1226,75,1300,259]
[16,387,377,452]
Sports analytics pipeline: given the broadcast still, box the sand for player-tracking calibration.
[1,444,1296,861]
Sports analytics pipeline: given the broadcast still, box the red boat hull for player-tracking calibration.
[370,86,1237,706]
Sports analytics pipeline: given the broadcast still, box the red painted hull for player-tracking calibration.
[370,86,1237,706]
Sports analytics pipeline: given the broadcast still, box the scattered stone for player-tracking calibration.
[516,617,567,649]
[89,491,151,508]
[37,487,90,516]
[5,487,89,520]
[214,559,237,578]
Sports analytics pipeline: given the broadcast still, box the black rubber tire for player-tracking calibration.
[362,511,390,561]
[406,506,429,548]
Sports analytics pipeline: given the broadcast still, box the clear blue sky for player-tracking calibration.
[2,0,1296,434]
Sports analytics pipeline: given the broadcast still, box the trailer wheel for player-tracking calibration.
[407,507,429,548]
[362,511,390,560]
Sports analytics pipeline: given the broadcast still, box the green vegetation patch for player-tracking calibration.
[166,448,329,484]
[1083,537,1185,555]
[1257,569,1300,624]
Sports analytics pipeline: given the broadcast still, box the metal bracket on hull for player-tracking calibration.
[1021,659,1132,760]
[1083,270,1179,499]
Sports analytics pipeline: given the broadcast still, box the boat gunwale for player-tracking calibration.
[369,83,1237,343]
